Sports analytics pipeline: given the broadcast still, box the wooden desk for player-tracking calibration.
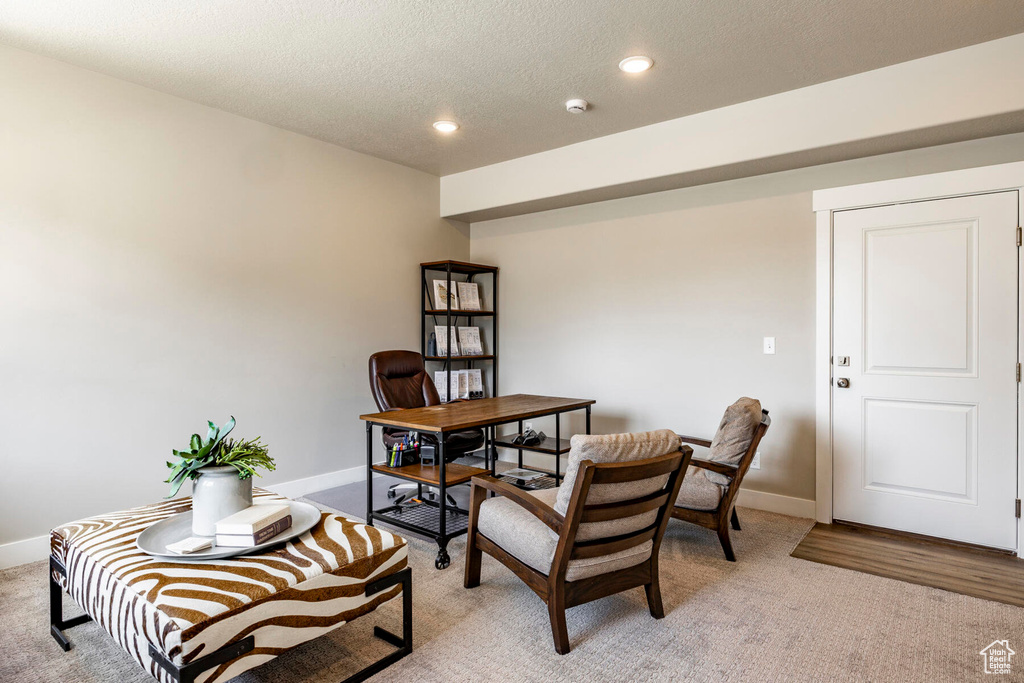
[360,394,595,569]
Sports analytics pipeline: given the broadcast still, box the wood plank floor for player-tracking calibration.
[792,522,1024,608]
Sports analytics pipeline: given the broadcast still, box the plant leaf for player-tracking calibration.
[220,416,236,440]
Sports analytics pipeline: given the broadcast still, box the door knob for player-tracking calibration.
[836,378,850,388]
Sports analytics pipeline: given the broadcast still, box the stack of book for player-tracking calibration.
[215,503,292,548]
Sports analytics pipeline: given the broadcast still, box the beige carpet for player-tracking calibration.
[2,505,1020,682]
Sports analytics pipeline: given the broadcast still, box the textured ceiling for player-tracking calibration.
[3,1,1024,176]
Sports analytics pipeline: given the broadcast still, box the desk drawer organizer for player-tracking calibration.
[49,489,408,683]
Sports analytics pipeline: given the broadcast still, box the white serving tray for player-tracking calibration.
[137,501,322,561]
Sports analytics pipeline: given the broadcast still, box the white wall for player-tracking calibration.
[0,44,468,549]
[471,132,1024,505]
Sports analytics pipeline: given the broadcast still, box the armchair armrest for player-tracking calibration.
[677,434,713,449]
[690,457,738,478]
[469,475,564,533]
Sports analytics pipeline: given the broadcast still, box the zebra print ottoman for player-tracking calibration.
[49,489,411,683]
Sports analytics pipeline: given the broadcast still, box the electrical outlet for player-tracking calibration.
[763,337,776,355]
[524,422,534,433]
[750,451,761,470]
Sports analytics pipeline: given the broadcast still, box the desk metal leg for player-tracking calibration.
[366,423,374,527]
[435,437,451,570]
[586,405,591,435]
[554,413,561,485]
[517,419,524,468]
[492,425,497,470]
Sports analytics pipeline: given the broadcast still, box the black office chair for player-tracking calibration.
[368,350,485,502]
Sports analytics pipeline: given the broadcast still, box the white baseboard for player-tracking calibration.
[735,488,816,519]
[0,535,50,571]
[263,465,366,499]
[0,465,368,571]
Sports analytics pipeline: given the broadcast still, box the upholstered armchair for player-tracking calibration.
[464,430,692,654]
[672,397,770,561]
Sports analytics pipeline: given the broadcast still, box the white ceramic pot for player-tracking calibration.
[191,466,252,536]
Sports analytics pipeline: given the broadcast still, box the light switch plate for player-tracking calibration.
[763,337,776,355]
[751,451,761,470]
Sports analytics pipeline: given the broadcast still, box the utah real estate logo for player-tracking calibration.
[980,640,1015,675]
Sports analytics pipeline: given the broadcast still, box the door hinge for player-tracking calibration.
[1017,499,1021,519]
[1017,226,1022,247]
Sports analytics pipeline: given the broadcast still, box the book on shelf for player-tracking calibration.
[457,326,483,355]
[456,282,481,310]
[432,280,459,311]
[216,515,293,548]
[456,369,470,400]
[433,325,460,356]
[467,368,484,399]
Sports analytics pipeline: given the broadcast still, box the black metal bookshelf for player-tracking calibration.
[420,260,498,402]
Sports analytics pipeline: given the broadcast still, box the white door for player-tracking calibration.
[832,191,1019,550]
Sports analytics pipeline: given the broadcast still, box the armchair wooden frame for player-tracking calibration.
[671,412,771,561]
[464,447,692,654]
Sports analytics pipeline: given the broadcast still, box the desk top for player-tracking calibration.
[360,393,595,432]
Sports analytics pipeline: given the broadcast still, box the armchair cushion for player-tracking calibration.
[675,467,724,511]
[705,397,762,485]
[477,488,652,581]
[553,429,682,542]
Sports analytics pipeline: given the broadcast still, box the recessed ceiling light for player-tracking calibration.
[618,56,654,73]
[433,120,459,133]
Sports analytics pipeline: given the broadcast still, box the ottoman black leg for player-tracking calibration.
[49,556,91,651]
[149,637,255,683]
[341,567,413,683]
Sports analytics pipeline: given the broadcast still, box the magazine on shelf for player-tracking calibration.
[434,371,449,402]
[434,370,467,403]
[457,326,483,355]
[456,282,481,311]
[467,368,484,399]
[432,280,459,311]
[433,325,460,356]
[502,468,546,481]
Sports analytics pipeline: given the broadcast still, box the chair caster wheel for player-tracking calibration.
[434,550,451,570]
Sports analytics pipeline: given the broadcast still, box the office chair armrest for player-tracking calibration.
[677,434,713,449]
[469,475,563,533]
[689,457,738,478]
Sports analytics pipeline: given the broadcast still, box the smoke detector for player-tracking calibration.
[565,99,589,114]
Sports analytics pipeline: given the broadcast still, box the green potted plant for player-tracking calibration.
[166,417,276,536]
